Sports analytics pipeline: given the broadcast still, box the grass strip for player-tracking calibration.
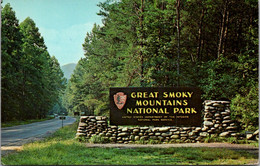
[1,121,258,165]
[2,117,55,128]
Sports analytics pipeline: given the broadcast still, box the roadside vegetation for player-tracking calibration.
[1,4,66,123]
[1,117,55,128]
[63,0,258,134]
[2,121,258,165]
[2,0,258,139]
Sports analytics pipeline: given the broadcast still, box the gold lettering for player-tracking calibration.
[154,92,159,98]
[166,100,172,106]
[169,92,175,98]
[173,107,197,114]
[158,108,164,113]
[143,92,148,98]
[133,108,139,114]
[143,100,149,106]
[149,100,155,106]
[191,108,197,113]
[163,92,168,98]
[187,92,193,98]
[131,92,136,98]
[156,100,161,106]
[176,92,181,98]
[127,108,132,114]
[153,108,158,114]
[176,100,182,106]
[136,100,142,106]
[185,108,190,113]
[182,92,188,98]
[148,92,154,98]
[162,100,167,105]
[183,100,188,106]
[164,108,169,114]
[146,108,152,114]
[137,92,142,98]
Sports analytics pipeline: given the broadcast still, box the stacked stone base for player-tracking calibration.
[203,100,239,138]
[76,100,242,143]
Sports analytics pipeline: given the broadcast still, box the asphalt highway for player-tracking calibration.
[1,116,76,147]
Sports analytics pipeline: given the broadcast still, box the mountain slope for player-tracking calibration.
[61,63,77,80]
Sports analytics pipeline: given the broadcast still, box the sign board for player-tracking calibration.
[110,87,202,126]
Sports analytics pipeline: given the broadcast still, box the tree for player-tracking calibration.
[2,4,68,121]
[1,3,24,121]
[63,0,258,129]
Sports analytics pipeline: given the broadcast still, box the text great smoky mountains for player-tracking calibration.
[127,91,196,114]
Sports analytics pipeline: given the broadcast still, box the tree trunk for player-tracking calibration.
[217,0,229,59]
[196,7,205,61]
[222,10,229,56]
[176,0,181,86]
[140,0,144,87]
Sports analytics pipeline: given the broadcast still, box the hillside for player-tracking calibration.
[61,63,77,80]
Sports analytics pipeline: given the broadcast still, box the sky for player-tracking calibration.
[2,0,105,66]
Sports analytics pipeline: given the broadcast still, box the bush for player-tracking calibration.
[199,57,240,100]
[231,85,258,131]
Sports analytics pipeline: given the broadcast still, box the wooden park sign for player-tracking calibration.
[110,87,202,126]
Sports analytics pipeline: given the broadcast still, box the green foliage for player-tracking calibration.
[204,135,215,143]
[1,3,24,121]
[199,57,240,100]
[135,139,146,144]
[148,139,161,144]
[231,85,259,131]
[1,4,66,121]
[89,135,108,144]
[76,136,87,143]
[227,137,239,144]
[62,0,258,130]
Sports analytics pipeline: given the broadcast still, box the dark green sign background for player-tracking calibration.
[110,87,202,126]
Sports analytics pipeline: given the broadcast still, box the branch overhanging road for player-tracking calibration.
[1,116,76,153]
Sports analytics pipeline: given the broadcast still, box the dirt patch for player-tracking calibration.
[85,142,258,149]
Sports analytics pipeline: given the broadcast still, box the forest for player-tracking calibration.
[1,0,258,132]
[62,0,258,131]
[1,4,66,122]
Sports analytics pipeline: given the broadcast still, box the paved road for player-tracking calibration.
[1,116,76,147]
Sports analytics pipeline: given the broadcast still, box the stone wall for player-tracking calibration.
[76,100,241,143]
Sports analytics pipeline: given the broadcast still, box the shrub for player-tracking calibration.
[231,85,258,131]
[89,135,108,144]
